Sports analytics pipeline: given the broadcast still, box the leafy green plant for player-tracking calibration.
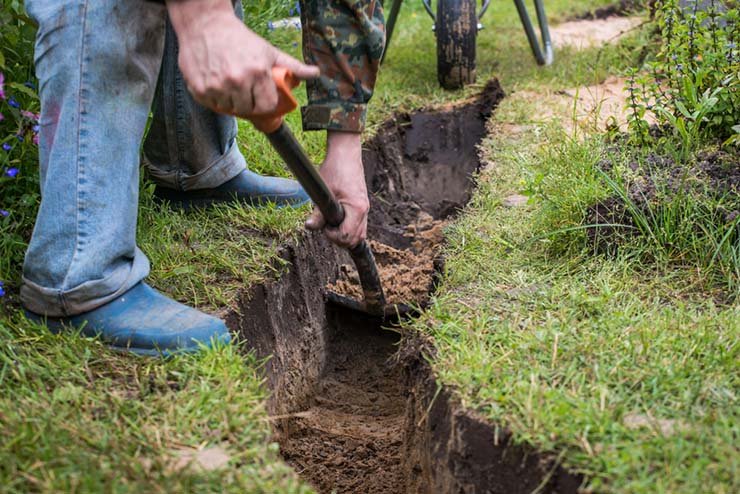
[0,1,40,296]
[627,0,739,146]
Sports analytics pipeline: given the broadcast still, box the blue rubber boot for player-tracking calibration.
[25,283,230,356]
[154,169,310,210]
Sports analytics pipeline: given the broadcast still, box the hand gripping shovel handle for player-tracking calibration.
[251,68,386,315]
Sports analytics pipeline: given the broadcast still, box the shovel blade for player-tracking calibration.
[326,291,416,320]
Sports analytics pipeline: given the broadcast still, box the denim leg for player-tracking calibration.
[21,0,166,317]
[143,3,247,191]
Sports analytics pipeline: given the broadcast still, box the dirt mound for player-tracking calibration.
[587,150,740,249]
[329,214,446,306]
[550,16,644,50]
[575,0,648,20]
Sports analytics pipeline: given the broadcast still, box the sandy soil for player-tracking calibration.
[550,16,644,50]
[329,213,446,306]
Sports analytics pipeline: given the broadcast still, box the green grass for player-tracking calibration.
[8,0,723,491]
[413,96,739,492]
[0,313,311,493]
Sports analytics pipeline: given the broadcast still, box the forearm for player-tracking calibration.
[166,0,235,38]
[299,0,385,133]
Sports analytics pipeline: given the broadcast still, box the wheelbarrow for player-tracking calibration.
[383,0,554,89]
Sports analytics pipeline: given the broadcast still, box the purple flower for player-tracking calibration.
[21,110,38,121]
[33,134,39,146]
[0,284,5,298]
[0,72,5,100]
[2,143,10,152]
[0,210,8,217]
[5,167,19,178]
[8,97,20,109]
[32,124,40,133]
[15,134,24,143]
[23,81,36,90]
[267,21,275,31]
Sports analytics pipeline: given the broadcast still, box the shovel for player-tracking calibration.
[249,68,412,319]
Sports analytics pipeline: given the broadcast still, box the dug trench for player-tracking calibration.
[228,80,583,493]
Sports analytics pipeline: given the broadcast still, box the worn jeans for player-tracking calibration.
[21,0,248,317]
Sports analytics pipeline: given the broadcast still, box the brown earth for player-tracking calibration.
[587,150,740,250]
[279,319,406,494]
[329,214,447,306]
[500,13,655,136]
[575,0,650,20]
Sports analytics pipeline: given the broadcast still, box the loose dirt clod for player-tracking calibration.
[329,214,447,306]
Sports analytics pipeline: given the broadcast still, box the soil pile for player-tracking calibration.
[329,213,447,306]
[576,0,649,20]
[587,150,740,248]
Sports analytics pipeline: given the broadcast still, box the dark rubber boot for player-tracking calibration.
[154,169,310,210]
[25,283,230,356]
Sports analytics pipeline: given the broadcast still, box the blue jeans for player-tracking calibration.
[22,0,248,316]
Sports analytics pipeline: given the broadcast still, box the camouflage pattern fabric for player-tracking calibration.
[299,0,385,132]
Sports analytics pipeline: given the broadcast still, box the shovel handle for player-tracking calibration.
[250,67,301,134]
[250,68,387,315]
[254,68,345,227]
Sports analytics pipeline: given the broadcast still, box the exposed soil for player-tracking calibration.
[504,15,654,134]
[575,0,650,20]
[280,316,406,493]
[549,16,644,50]
[329,214,447,306]
[232,80,583,493]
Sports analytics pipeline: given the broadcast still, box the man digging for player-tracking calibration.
[21,0,384,355]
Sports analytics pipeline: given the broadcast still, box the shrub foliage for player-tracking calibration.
[627,0,739,146]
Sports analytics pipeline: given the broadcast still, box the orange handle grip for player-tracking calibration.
[250,67,300,134]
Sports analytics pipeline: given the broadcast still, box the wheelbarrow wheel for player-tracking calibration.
[436,0,477,89]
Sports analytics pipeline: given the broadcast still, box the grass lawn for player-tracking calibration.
[2,0,737,492]
[418,119,738,492]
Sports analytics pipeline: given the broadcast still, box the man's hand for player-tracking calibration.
[305,132,369,248]
[166,0,319,118]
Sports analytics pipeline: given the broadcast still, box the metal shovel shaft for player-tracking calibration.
[265,123,387,316]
